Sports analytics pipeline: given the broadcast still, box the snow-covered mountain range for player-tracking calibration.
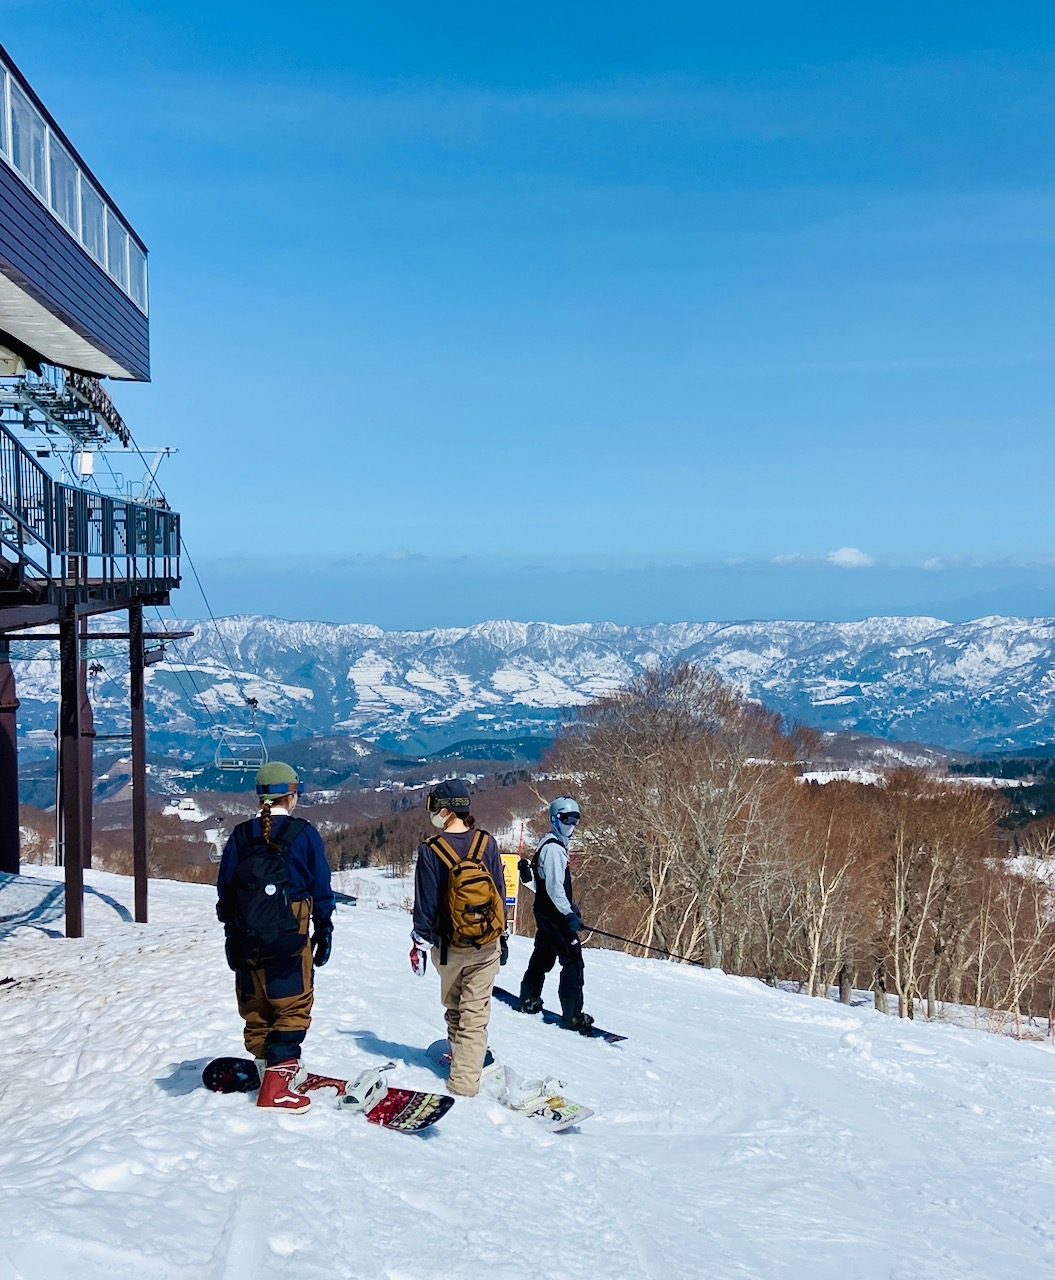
[11,614,1055,758]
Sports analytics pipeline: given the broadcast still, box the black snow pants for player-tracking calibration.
[519,913,584,1020]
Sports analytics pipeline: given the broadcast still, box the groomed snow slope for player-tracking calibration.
[1,868,1054,1280]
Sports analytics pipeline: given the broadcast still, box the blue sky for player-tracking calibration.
[3,2,1053,627]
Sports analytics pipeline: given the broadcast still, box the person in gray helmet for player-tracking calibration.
[518,796,594,1033]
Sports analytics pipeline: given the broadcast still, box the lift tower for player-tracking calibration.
[0,43,181,934]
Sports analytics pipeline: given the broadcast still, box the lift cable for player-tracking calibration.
[99,419,260,740]
[147,605,217,731]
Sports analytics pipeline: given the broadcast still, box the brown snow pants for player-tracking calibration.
[235,900,314,1065]
[432,938,502,1096]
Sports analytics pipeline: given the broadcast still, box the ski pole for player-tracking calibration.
[582,925,708,967]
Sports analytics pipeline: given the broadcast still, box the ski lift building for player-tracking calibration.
[0,43,181,937]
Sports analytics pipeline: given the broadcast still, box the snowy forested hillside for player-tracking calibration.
[11,613,1055,757]
[1,867,1054,1279]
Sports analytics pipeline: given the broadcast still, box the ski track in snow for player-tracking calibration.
[1,869,1054,1279]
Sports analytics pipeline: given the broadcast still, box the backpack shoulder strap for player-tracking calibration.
[272,816,308,852]
[232,820,256,858]
[427,835,460,871]
[532,834,561,867]
[429,831,489,868]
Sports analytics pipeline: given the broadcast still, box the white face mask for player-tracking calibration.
[430,811,449,829]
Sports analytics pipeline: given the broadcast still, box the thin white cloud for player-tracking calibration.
[827,546,875,569]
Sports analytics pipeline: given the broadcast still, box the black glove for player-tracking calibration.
[518,858,533,885]
[312,916,333,967]
[224,934,239,971]
[500,934,509,966]
[566,911,583,933]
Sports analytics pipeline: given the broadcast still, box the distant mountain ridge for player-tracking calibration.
[11,614,1055,757]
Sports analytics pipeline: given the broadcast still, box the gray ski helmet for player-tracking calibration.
[549,796,581,823]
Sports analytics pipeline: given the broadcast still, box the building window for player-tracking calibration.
[0,69,7,158]
[105,207,128,289]
[0,56,149,314]
[128,239,148,312]
[9,81,46,197]
[80,180,105,263]
[48,135,78,234]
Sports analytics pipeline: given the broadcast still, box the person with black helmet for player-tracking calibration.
[410,778,507,1096]
[216,761,335,1111]
[518,796,594,1033]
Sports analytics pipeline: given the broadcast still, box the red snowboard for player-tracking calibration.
[201,1058,454,1132]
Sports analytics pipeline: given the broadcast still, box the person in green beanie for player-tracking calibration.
[216,762,335,1111]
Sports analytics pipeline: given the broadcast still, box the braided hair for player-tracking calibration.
[258,798,282,850]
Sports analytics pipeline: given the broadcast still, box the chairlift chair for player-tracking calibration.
[214,728,268,772]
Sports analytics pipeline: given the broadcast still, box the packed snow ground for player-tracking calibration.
[2,868,1055,1280]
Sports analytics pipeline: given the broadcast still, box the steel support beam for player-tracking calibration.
[58,607,84,937]
[129,604,147,923]
[0,638,20,875]
[79,614,95,870]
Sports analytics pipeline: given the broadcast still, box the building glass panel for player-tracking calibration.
[48,135,78,233]
[80,180,104,262]
[105,207,128,288]
[128,239,148,312]
[9,81,45,196]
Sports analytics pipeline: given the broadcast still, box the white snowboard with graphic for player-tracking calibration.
[425,1039,594,1132]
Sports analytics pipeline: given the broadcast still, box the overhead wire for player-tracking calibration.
[177,540,253,711]
[149,604,217,731]
[122,427,253,712]
[87,410,259,734]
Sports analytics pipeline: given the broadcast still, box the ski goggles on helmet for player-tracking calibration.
[426,790,471,813]
[257,781,304,796]
[556,811,581,826]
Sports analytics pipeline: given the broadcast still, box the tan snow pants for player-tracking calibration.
[432,938,502,1096]
[235,899,314,1064]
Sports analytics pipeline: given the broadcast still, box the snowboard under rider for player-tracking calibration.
[216,761,334,1111]
[410,778,507,1097]
[518,797,594,1033]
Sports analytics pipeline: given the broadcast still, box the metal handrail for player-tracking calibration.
[0,418,179,591]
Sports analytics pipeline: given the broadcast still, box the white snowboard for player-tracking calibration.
[426,1039,594,1132]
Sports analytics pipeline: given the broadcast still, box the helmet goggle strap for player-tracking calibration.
[426,792,470,813]
[258,782,304,798]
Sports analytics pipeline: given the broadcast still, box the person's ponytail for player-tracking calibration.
[259,800,280,850]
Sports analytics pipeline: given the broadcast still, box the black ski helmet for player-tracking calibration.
[426,778,472,814]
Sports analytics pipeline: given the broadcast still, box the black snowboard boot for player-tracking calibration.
[562,1012,595,1035]
[518,995,543,1014]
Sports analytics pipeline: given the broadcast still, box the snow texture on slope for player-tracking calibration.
[1,867,1054,1278]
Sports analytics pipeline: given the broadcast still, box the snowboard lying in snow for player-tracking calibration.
[425,1039,593,1132]
[491,987,627,1043]
[201,1058,454,1132]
